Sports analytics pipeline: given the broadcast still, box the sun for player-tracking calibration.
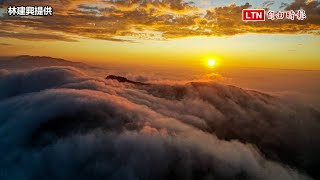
[207,59,216,67]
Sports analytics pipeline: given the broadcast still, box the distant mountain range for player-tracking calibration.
[0,55,94,70]
[0,56,148,85]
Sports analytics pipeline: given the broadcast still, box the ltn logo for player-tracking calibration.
[242,9,265,21]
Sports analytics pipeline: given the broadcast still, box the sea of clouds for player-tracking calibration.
[0,66,319,180]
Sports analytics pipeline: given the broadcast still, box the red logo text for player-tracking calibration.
[242,9,265,21]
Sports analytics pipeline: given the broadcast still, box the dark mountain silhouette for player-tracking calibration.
[106,75,149,85]
[0,55,94,70]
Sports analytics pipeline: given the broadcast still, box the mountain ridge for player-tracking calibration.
[0,55,93,70]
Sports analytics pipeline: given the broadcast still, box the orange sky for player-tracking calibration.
[0,0,319,70]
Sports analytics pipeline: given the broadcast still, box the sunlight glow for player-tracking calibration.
[208,59,216,67]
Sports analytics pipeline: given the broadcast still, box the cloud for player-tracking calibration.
[0,43,11,46]
[284,0,320,25]
[0,69,9,75]
[262,1,275,8]
[0,31,78,42]
[0,66,319,179]
[0,0,319,42]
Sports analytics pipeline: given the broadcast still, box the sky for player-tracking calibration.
[0,0,319,70]
[0,2,320,178]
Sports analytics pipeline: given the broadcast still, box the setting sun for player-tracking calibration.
[208,59,216,67]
